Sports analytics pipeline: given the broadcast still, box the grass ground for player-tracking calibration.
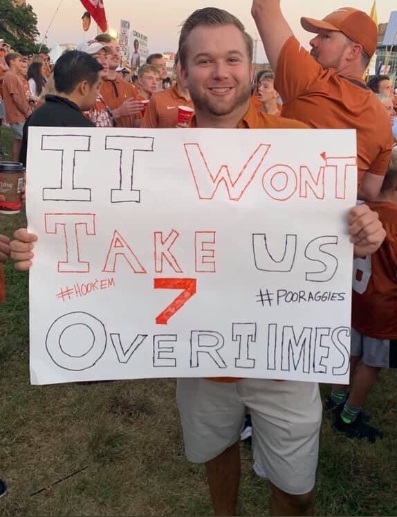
[1,126,397,515]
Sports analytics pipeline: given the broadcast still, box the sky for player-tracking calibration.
[28,0,396,63]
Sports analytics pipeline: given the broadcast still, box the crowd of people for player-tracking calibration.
[0,0,397,514]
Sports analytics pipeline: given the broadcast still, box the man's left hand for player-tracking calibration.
[348,204,385,257]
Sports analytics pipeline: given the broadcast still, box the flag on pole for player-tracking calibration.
[369,1,378,27]
[80,0,107,33]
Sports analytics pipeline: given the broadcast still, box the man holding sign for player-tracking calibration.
[10,7,386,517]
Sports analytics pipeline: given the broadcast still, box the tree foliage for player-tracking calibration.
[0,0,48,55]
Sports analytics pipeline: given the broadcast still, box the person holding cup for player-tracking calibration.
[141,53,194,128]
[132,64,161,128]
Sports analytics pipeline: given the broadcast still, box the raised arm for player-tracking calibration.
[251,0,294,72]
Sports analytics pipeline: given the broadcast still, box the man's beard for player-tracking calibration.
[189,82,252,117]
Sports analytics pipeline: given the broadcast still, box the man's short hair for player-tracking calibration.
[53,50,103,94]
[95,33,116,44]
[367,75,391,93]
[178,7,253,69]
[5,52,21,67]
[146,53,163,64]
[257,70,275,83]
[138,64,159,79]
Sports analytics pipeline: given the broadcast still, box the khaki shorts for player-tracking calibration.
[176,378,322,495]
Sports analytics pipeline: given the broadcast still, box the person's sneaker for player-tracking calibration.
[324,395,371,421]
[332,412,383,443]
[240,414,252,443]
[0,479,7,498]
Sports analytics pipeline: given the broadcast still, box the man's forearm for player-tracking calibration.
[251,0,294,72]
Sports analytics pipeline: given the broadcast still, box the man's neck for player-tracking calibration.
[263,99,279,115]
[176,81,191,101]
[195,101,250,128]
[335,62,365,80]
[107,69,117,80]
[139,90,151,100]
[57,93,82,110]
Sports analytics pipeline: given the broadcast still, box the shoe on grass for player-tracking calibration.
[324,395,371,422]
[0,479,7,498]
[332,413,383,443]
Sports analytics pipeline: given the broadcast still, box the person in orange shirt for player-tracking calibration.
[332,152,397,442]
[2,52,32,160]
[9,7,387,516]
[146,53,168,84]
[256,70,281,116]
[136,64,160,100]
[95,34,143,127]
[141,53,194,128]
[252,2,394,201]
[78,40,114,127]
[132,64,160,127]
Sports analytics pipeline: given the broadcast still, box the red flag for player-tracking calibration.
[80,0,107,33]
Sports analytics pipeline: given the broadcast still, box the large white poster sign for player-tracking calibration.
[27,127,357,385]
[129,29,148,66]
[118,19,130,65]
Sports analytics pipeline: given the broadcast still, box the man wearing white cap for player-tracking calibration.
[78,40,113,127]
[252,2,394,201]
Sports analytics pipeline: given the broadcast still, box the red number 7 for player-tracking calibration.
[154,278,197,325]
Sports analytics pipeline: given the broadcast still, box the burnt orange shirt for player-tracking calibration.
[275,37,393,187]
[352,201,397,339]
[141,84,194,128]
[250,94,262,111]
[192,101,308,382]
[2,71,31,124]
[100,76,137,128]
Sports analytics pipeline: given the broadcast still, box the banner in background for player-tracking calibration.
[80,0,107,33]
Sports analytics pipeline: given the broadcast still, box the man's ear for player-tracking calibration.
[346,43,363,62]
[179,65,188,88]
[78,80,89,96]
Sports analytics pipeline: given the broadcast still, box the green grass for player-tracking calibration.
[1,126,397,515]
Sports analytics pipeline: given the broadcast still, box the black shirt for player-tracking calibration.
[20,95,94,167]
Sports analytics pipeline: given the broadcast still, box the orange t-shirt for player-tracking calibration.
[352,201,397,339]
[2,71,31,124]
[141,84,194,128]
[275,36,393,187]
[250,94,262,111]
[191,101,308,382]
[0,265,5,302]
[100,76,137,128]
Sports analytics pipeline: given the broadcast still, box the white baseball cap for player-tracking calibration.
[77,40,111,55]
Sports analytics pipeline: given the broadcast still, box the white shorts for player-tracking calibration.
[176,378,322,495]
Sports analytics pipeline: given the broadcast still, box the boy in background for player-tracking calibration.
[333,151,397,442]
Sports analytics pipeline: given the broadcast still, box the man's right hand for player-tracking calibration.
[114,98,145,119]
[10,228,37,271]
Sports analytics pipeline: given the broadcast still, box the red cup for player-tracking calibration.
[177,106,194,125]
[0,161,24,214]
[140,99,150,115]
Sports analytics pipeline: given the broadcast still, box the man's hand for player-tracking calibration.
[348,204,385,257]
[10,228,37,271]
[251,0,293,72]
[0,234,10,262]
[113,98,145,119]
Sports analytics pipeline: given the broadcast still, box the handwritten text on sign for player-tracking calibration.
[26,128,357,385]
